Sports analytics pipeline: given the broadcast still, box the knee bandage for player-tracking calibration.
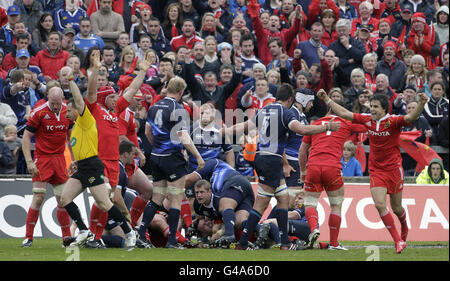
[32,187,47,194]
[304,196,319,208]
[153,186,168,196]
[167,186,185,195]
[274,184,288,196]
[52,184,65,197]
[329,196,344,206]
[257,185,274,197]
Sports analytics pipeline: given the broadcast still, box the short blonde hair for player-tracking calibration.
[166,76,187,94]
[343,140,356,156]
[266,69,280,85]
[4,124,17,135]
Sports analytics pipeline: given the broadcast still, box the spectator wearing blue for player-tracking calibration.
[0,136,13,174]
[341,140,363,177]
[0,5,21,55]
[295,22,328,68]
[336,0,358,20]
[54,0,87,33]
[74,17,104,55]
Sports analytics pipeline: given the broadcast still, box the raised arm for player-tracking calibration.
[85,51,102,104]
[316,89,354,121]
[122,54,152,102]
[68,70,85,113]
[404,92,428,124]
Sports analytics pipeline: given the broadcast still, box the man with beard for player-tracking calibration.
[90,0,125,48]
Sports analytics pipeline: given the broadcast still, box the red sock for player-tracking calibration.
[25,207,40,240]
[163,227,186,244]
[130,196,147,227]
[95,209,109,240]
[57,207,71,239]
[89,204,101,234]
[180,199,193,227]
[397,209,408,241]
[380,210,401,243]
[318,242,329,249]
[329,212,341,247]
[305,207,319,232]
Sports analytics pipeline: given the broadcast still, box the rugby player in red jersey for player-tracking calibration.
[21,87,73,247]
[118,90,153,229]
[299,94,366,250]
[317,89,429,254]
[84,52,152,247]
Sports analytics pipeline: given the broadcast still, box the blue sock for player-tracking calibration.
[101,235,125,248]
[239,209,261,246]
[167,208,180,245]
[221,208,236,237]
[275,208,290,245]
[288,220,311,241]
[268,222,281,244]
[138,201,159,238]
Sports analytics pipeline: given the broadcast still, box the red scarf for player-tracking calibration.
[171,24,179,39]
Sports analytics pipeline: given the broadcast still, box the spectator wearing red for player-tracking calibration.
[350,1,379,36]
[320,9,339,47]
[286,6,311,58]
[240,78,275,118]
[0,6,7,27]
[247,0,303,66]
[308,0,340,27]
[374,0,402,23]
[170,18,204,51]
[375,40,407,92]
[35,31,70,81]
[373,73,398,114]
[406,12,441,69]
[355,24,378,54]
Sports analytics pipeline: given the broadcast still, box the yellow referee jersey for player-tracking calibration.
[70,105,98,161]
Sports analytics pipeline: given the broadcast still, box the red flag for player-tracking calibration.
[399,131,441,173]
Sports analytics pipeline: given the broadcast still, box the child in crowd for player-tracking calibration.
[341,140,363,177]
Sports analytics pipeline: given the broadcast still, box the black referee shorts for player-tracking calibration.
[71,156,105,188]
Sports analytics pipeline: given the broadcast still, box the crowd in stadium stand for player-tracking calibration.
[0,0,448,250]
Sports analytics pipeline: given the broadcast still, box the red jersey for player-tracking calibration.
[87,96,130,160]
[303,116,364,169]
[119,107,139,147]
[27,101,72,157]
[352,113,410,172]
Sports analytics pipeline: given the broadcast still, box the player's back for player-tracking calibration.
[285,106,308,160]
[304,115,354,169]
[254,102,295,156]
[195,159,241,194]
[147,97,188,155]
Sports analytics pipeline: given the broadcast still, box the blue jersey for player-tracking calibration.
[252,103,296,156]
[54,8,87,33]
[193,194,221,219]
[147,97,188,155]
[189,121,233,168]
[285,106,308,160]
[195,159,241,195]
[74,33,105,54]
[234,151,254,177]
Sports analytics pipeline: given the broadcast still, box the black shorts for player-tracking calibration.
[254,153,284,188]
[285,159,301,187]
[221,175,255,213]
[71,156,105,188]
[150,152,188,182]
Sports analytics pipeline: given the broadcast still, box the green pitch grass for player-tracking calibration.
[0,239,448,261]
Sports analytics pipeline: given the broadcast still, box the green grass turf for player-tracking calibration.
[0,239,448,261]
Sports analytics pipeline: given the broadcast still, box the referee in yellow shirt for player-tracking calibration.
[60,64,136,250]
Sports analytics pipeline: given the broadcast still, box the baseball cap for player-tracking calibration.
[404,84,417,92]
[16,49,30,58]
[7,5,20,16]
[358,24,371,32]
[63,27,76,36]
[402,4,413,13]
